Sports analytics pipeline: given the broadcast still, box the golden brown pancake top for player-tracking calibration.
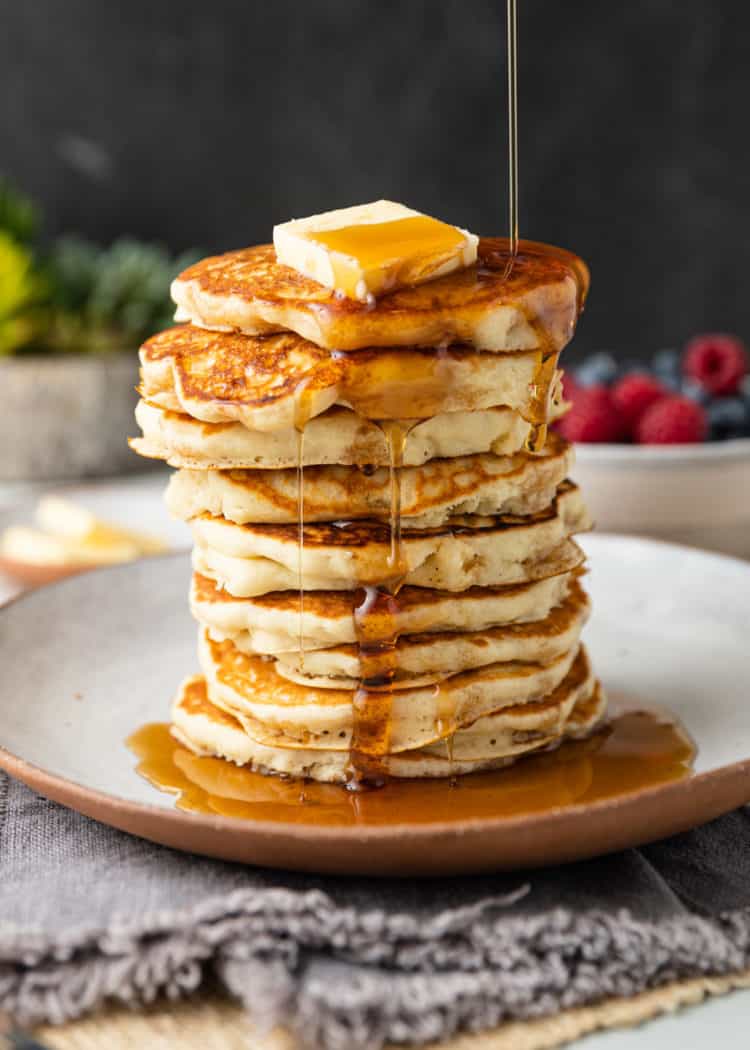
[180,675,242,727]
[177,237,589,319]
[172,237,589,352]
[140,323,537,424]
[208,635,352,707]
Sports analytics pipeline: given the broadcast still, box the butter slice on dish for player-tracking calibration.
[273,200,478,302]
[0,497,165,571]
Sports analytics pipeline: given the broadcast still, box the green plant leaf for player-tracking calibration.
[0,233,47,355]
[0,177,40,244]
[45,236,200,353]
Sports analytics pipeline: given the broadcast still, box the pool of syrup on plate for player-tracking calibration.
[127,700,695,827]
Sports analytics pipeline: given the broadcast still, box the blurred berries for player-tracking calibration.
[611,373,668,433]
[707,398,750,440]
[683,333,748,397]
[558,385,625,443]
[575,351,619,388]
[680,378,711,405]
[652,348,682,390]
[634,396,708,445]
[567,335,748,445]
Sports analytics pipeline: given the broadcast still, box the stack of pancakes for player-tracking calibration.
[132,237,604,785]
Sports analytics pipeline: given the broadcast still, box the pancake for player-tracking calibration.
[170,653,602,783]
[190,482,590,595]
[270,579,590,681]
[132,399,566,469]
[171,237,588,353]
[140,325,561,432]
[165,433,573,528]
[420,657,605,762]
[198,629,581,753]
[190,553,584,653]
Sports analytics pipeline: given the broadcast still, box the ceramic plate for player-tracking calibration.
[1,534,750,877]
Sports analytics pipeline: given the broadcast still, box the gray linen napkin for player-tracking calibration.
[1,771,749,1050]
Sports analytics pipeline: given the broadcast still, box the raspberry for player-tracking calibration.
[558,385,625,443]
[635,395,708,445]
[683,333,749,396]
[611,372,668,434]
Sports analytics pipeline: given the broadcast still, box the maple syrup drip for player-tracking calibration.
[444,726,455,774]
[328,346,458,422]
[348,421,413,789]
[295,426,305,667]
[293,379,315,670]
[127,699,696,826]
[381,419,409,579]
[434,682,456,775]
[525,348,559,452]
[506,0,519,265]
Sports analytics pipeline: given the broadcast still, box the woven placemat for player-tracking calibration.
[30,969,750,1050]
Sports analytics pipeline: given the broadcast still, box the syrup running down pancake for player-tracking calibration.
[165,431,574,528]
[189,482,590,595]
[132,399,565,470]
[170,648,603,783]
[139,324,563,432]
[189,559,583,654]
[271,579,590,681]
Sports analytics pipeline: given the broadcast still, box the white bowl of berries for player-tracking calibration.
[559,334,750,558]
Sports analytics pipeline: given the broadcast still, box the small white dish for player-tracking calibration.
[572,439,750,558]
[0,473,190,604]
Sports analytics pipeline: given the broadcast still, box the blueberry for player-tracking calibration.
[681,378,711,406]
[616,358,644,380]
[707,397,750,440]
[652,348,681,389]
[740,373,750,400]
[575,351,618,387]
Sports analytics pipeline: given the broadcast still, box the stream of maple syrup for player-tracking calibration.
[349,421,414,786]
[506,0,519,262]
[127,700,695,826]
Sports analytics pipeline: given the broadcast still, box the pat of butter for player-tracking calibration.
[36,496,165,556]
[0,524,147,567]
[0,497,166,568]
[273,200,478,302]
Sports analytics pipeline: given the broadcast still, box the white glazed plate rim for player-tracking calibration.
[574,436,750,466]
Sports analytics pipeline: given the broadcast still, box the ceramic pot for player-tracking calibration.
[0,352,142,481]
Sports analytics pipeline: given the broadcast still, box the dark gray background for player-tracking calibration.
[2,0,748,359]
